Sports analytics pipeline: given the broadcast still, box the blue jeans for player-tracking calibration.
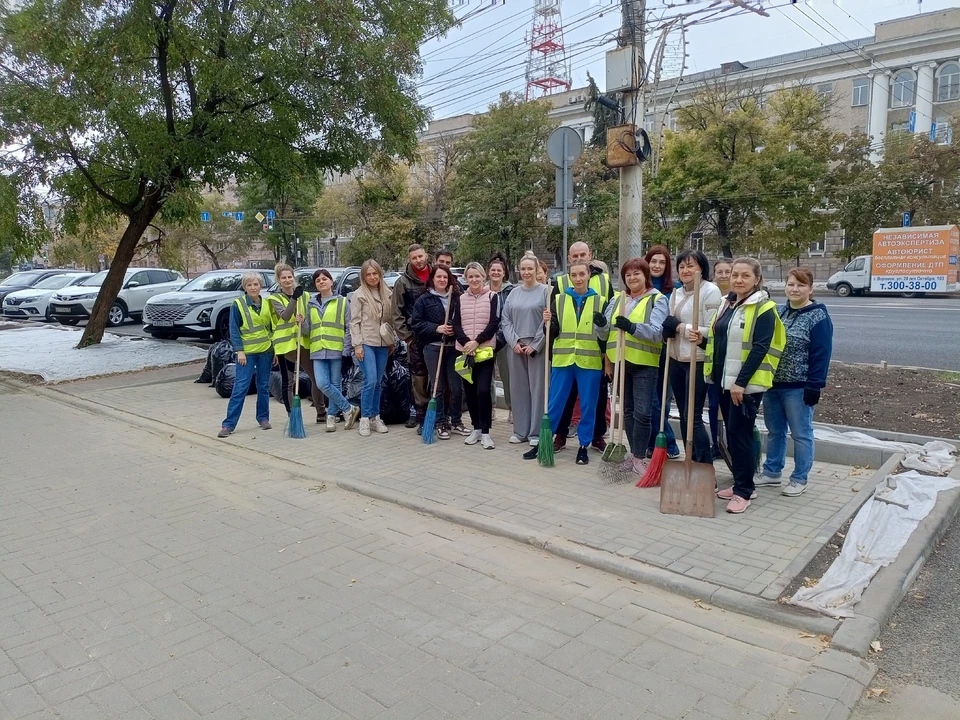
[359,345,389,418]
[762,387,815,484]
[222,351,272,430]
[313,358,352,416]
[549,365,601,447]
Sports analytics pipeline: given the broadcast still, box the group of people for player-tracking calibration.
[218,239,833,515]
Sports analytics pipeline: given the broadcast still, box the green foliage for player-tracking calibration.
[158,195,254,271]
[585,73,620,150]
[238,173,324,265]
[570,145,619,263]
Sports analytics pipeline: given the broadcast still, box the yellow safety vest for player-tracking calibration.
[234,297,272,354]
[307,297,346,353]
[704,299,786,390]
[556,271,611,303]
[605,291,662,367]
[552,293,603,370]
[269,292,310,354]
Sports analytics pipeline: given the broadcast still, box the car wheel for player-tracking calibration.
[44,307,52,322]
[835,283,852,298]
[106,302,126,327]
[57,318,79,326]
[901,292,919,299]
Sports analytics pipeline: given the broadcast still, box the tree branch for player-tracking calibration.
[156,0,179,136]
[63,134,135,215]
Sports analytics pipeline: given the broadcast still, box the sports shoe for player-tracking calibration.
[481,434,495,450]
[437,425,451,440]
[416,424,422,436]
[325,416,336,433]
[591,437,607,452]
[726,495,751,514]
[619,456,639,474]
[553,435,566,453]
[259,421,272,430]
[404,416,418,429]
[716,487,757,500]
[633,458,650,475]
[217,426,233,438]
[523,446,538,460]
[782,481,807,497]
[754,472,781,488]
[509,434,526,444]
[667,448,681,460]
[576,446,589,465]
[452,423,470,436]
[464,430,482,445]
[316,414,326,424]
[371,415,389,434]
[358,418,371,437]
[343,404,361,431]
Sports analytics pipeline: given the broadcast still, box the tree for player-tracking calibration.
[159,195,254,272]
[238,173,324,266]
[0,0,451,345]
[585,73,621,150]
[448,93,556,267]
[414,134,463,252]
[569,145,619,264]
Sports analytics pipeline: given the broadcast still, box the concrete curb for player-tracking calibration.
[773,649,879,720]
[10,378,841,639]
[831,460,960,657]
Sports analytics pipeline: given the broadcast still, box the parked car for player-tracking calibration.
[3,272,92,321]
[49,268,185,327]
[142,269,274,340]
[281,267,363,298]
[0,269,80,305]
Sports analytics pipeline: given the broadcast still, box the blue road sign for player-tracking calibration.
[200,212,211,222]
[222,211,234,218]
[235,212,244,222]
[903,211,912,227]
[266,209,276,220]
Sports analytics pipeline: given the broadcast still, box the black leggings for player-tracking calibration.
[462,358,495,433]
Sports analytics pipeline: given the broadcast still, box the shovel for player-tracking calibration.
[660,272,716,518]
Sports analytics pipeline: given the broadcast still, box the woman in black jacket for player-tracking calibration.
[411,265,463,440]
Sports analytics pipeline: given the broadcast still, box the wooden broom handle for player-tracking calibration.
[684,273,701,472]
[543,296,551,407]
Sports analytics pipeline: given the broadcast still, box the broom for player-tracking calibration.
[537,300,554,467]
[421,290,452,445]
[285,322,307,439]
[602,294,628,464]
[637,339,672,488]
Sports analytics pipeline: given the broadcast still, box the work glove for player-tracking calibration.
[661,315,680,339]
[593,312,607,327]
[613,315,636,334]
[292,286,304,300]
[803,388,821,406]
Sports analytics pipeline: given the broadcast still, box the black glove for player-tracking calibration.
[292,286,304,300]
[613,315,636,334]
[803,388,821,406]
[661,315,680,339]
[593,312,607,327]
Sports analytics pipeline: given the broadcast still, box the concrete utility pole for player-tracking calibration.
[618,0,645,269]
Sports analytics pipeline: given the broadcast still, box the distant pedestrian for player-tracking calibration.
[219,273,273,438]
[757,267,833,497]
[392,244,431,430]
[487,254,514,423]
[350,259,396,437]
[644,245,681,460]
[708,258,735,458]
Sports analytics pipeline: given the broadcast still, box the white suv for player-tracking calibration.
[50,268,184,327]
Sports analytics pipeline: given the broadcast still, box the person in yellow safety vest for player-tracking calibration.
[218,272,274,438]
[600,257,669,477]
[269,263,327,423]
[544,261,611,467]
[551,241,613,455]
[299,269,362,434]
[690,257,786,515]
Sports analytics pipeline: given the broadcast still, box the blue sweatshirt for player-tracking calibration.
[772,301,833,390]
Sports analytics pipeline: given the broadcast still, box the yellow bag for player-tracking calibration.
[455,346,494,383]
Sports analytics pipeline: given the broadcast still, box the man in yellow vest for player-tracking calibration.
[545,261,611,466]
[219,272,274,438]
[551,242,613,455]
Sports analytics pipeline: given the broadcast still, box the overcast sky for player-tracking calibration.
[418,0,958,119]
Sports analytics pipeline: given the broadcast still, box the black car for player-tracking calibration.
[0,269,80,305]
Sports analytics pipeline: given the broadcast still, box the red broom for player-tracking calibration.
[637,339,672,488]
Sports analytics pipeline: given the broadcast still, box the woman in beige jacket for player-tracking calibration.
[660,250,722,464]
[349,259,396,436]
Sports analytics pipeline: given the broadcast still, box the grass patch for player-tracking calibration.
[937,371,960,383]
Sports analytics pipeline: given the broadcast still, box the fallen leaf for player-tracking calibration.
[818,635,832,647]
[866,687,888,700]
[869,640,882,654]
[694,599,712,611]
[802,577,819,588]
[913,594,925,600]
[798,632,817,638]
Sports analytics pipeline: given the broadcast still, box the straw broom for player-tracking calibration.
[285,322,307,439]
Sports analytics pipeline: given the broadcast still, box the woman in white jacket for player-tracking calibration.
[661,250,722,465]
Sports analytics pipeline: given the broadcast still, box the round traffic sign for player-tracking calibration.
[547,127,583,168]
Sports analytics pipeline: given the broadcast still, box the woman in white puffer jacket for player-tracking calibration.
[660,250,722,465]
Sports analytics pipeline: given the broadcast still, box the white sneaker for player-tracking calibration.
[343,404,361,430]
[754,472,781,487]
[325,416,336,433]
[481,434,495,450]
[464,430,482,445]
[358,417,371,437]
[508,434,526,444]
[782,481,807,497]
[371,415,389,434]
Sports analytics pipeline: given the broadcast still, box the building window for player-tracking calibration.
[643,115,655,133]
[689,231,704,252]
[852,78,869,107]
[892,70,915,107]
[937,62,960,102]
[932,118,953,145]
[816,82,833,98]
[809,238,825,255]
[890,121,910,134]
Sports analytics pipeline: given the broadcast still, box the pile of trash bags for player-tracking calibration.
[196,340,237,386]
[268,370,313,403]
[214,363,258,399]
[343,341,411,424]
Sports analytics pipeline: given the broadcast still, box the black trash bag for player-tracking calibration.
[269,369,313,403]
[196,345,214,384]
[209,340,237,387]
[214,363,258,399]
[379,355,411,424]
[391,340,408,367]
[342,362,364,406]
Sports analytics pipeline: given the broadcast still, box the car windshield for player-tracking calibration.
[78,271,110,287]
[34,275,81,290]
[0,271,45,287]
[178,273,243,292]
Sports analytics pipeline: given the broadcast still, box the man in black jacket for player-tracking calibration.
[392,244,431,429]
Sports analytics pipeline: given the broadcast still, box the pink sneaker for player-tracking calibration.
[716,487,757,500]
[620,455,645,474]
[726,495,751,514]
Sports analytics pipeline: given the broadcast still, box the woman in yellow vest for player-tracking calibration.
[691,257,786,514]
[545,261,610,466]
[269,263,326,424]
[218,273,273,438]
[602,258,668,476]
[300,269,361,433]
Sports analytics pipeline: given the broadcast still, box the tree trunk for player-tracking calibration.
[717,207,733,258]
[198,242,221,270]
[78,198,160,347]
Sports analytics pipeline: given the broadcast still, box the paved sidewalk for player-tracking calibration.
[1,385,858,720]
[56,370,869,599]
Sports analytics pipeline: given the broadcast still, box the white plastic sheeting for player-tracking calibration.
[791,471,960,618]
[0,324,206,382]
[813,427,958,475]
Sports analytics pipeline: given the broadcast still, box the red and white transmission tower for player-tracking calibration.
[524,0,571,100]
